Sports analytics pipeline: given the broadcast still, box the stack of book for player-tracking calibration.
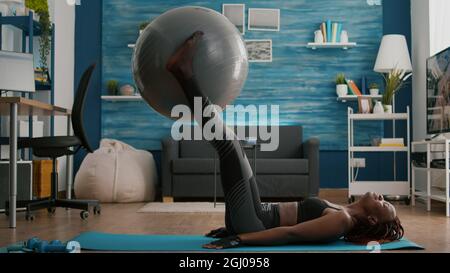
[320,20,344,43]
[34,68,50,84]
[346,79,362,96]
[379,138,405,147]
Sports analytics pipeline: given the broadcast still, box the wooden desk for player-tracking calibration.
[0,97,73,228]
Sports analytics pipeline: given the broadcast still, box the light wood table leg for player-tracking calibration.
[9,103,18,228]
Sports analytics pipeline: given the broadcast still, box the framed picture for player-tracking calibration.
[358,97,373,114]
[222,4,245,34]
[245,39,272,62]
[248,8,280,31]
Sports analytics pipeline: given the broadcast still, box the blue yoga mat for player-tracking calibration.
[72,232,423,252]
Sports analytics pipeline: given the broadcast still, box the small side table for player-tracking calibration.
[213,140,260,208]
[411,139,450,217]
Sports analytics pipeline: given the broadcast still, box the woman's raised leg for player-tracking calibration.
[166,32,280,233]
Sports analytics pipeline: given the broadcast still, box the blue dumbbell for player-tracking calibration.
[24,237,80,253]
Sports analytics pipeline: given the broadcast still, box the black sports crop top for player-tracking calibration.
[297,197,340,223]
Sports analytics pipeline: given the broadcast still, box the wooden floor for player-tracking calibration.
[1,194,449,253]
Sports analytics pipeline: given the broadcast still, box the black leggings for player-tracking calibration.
[176,77,280,234]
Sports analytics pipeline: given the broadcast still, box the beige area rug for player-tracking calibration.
[137,202,225,213]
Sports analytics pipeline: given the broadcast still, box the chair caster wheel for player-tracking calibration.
[26,213,35,221]
[80,211,89,220]
[93,206,101,215]
[47,207,56,215]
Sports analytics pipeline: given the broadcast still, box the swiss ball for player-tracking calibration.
[132,6,248,119]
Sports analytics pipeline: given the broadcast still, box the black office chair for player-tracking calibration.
[5,64,101,221]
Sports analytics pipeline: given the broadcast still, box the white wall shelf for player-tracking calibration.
[337,95,382,102]
[101,95,142,101]
[350,146,408,152]
[307,42,357,50]
[348,107,411,204]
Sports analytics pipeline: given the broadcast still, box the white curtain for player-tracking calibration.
[429,0,450,55]
[428,0,450,189]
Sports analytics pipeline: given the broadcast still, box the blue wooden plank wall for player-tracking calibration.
[102,0,384,150]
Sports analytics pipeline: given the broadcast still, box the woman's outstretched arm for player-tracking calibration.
[203,211,353,248]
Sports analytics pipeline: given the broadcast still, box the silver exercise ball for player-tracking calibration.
[132,6,248,119]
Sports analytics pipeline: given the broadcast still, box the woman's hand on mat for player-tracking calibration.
[205,227,230,238]
[203,235,242,249]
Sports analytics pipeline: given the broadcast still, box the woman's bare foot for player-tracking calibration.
[166,31,204,80]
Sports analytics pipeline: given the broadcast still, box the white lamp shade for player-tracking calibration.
[374,34,412,73]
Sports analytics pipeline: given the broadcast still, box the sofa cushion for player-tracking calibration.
[171,174,310,198]
[234,126,303,158]
[179,140,216,158]
[172,158,216,174]
[172,158,308,174]
[178,126,303,159]
[255,159,308,174]
[243,126,303,159]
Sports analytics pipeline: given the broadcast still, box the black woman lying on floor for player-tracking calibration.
[166,31,404,249]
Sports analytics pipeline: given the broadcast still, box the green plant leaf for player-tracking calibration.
[336,73,346,85]
[26,0,50,70]
[381,69,409,105]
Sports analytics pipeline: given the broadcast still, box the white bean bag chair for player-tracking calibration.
[74,139,158,203]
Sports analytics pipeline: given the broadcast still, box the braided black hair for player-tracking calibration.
[344,216,404,244]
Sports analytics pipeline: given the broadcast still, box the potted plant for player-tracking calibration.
[139,21,150,34]
[107,80,119,96]
[369,83,379,96]
[336,73,348,97]
[25,0,51,71]
[381,69,409,113]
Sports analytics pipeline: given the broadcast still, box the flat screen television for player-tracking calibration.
[427,46,450,135]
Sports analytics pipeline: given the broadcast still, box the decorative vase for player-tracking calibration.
[373,101,384,114]
[340,30,349,44]
[369,89,379,96]
[120,84,136,96]
[383,104,393,114]
[371,137,382,147]
[336,84,348,97]
[314,30,324,44]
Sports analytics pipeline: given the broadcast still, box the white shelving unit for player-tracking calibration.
[307,42,357,50]
[411,139,450,217]
[337,95,382,102]
[347,107,411,203]
[101,95,143,101]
